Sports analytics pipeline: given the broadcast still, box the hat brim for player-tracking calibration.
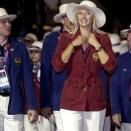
[30,46,41,50]
[53,13,66,23]
[0,14,17,21]
[120,29,129,38]
[24,37,34,42]
[66,4,106,28]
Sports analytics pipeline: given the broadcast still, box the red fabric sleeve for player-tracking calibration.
[99,34,116,73]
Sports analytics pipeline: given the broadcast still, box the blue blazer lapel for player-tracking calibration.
[6,39,17,73]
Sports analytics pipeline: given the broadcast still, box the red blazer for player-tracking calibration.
[52,30,116,111]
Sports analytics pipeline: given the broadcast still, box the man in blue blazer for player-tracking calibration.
[40,3,77,131]
[0,8,37,131]
[110,28,131,130]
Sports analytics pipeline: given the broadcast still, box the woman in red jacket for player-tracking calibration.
[52,2,116,131]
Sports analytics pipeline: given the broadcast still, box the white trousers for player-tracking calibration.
[24,115,55,131]
[49,114,56,131]
[115,123,131,131]
[0,96,24,131]
[60,108,106,131]
[103,116,111,131]
[24,115,50,131]
[53,111,64,131]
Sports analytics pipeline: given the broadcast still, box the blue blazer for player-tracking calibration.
[40,31,67,111]
[7,38,37,114]
[110,52,131,123]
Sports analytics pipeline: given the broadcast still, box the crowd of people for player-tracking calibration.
[0,0,131,131]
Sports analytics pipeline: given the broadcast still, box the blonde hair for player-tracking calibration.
[92,15,106,34]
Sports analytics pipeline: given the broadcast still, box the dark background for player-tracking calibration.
[0,0,130,39]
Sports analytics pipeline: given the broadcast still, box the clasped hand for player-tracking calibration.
[112,113,122,128]
[72,33,100,49]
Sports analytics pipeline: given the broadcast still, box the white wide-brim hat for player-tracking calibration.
[53,3,68,23]
[53,13,66,23]
[109,33,120,44]
[109,33,121,53]
[0,8,17,21]
[0,14,17,21]
[66,3,106,28]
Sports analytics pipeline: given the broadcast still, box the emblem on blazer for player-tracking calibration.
[14,58,22,64]
[92,53,99,61]
[10,48,14,52]
[123,68,127,71]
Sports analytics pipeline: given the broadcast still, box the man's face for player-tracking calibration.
[61,15,75,31]
[127,32,131,48]
[0,19,11,37]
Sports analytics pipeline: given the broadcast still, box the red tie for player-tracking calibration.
[33,73,40,113]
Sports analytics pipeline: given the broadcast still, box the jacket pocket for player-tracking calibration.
[61,80,82,101]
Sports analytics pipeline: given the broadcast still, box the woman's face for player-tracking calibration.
[76,9,93,28]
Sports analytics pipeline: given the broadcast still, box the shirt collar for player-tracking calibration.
[0,39,8,46]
